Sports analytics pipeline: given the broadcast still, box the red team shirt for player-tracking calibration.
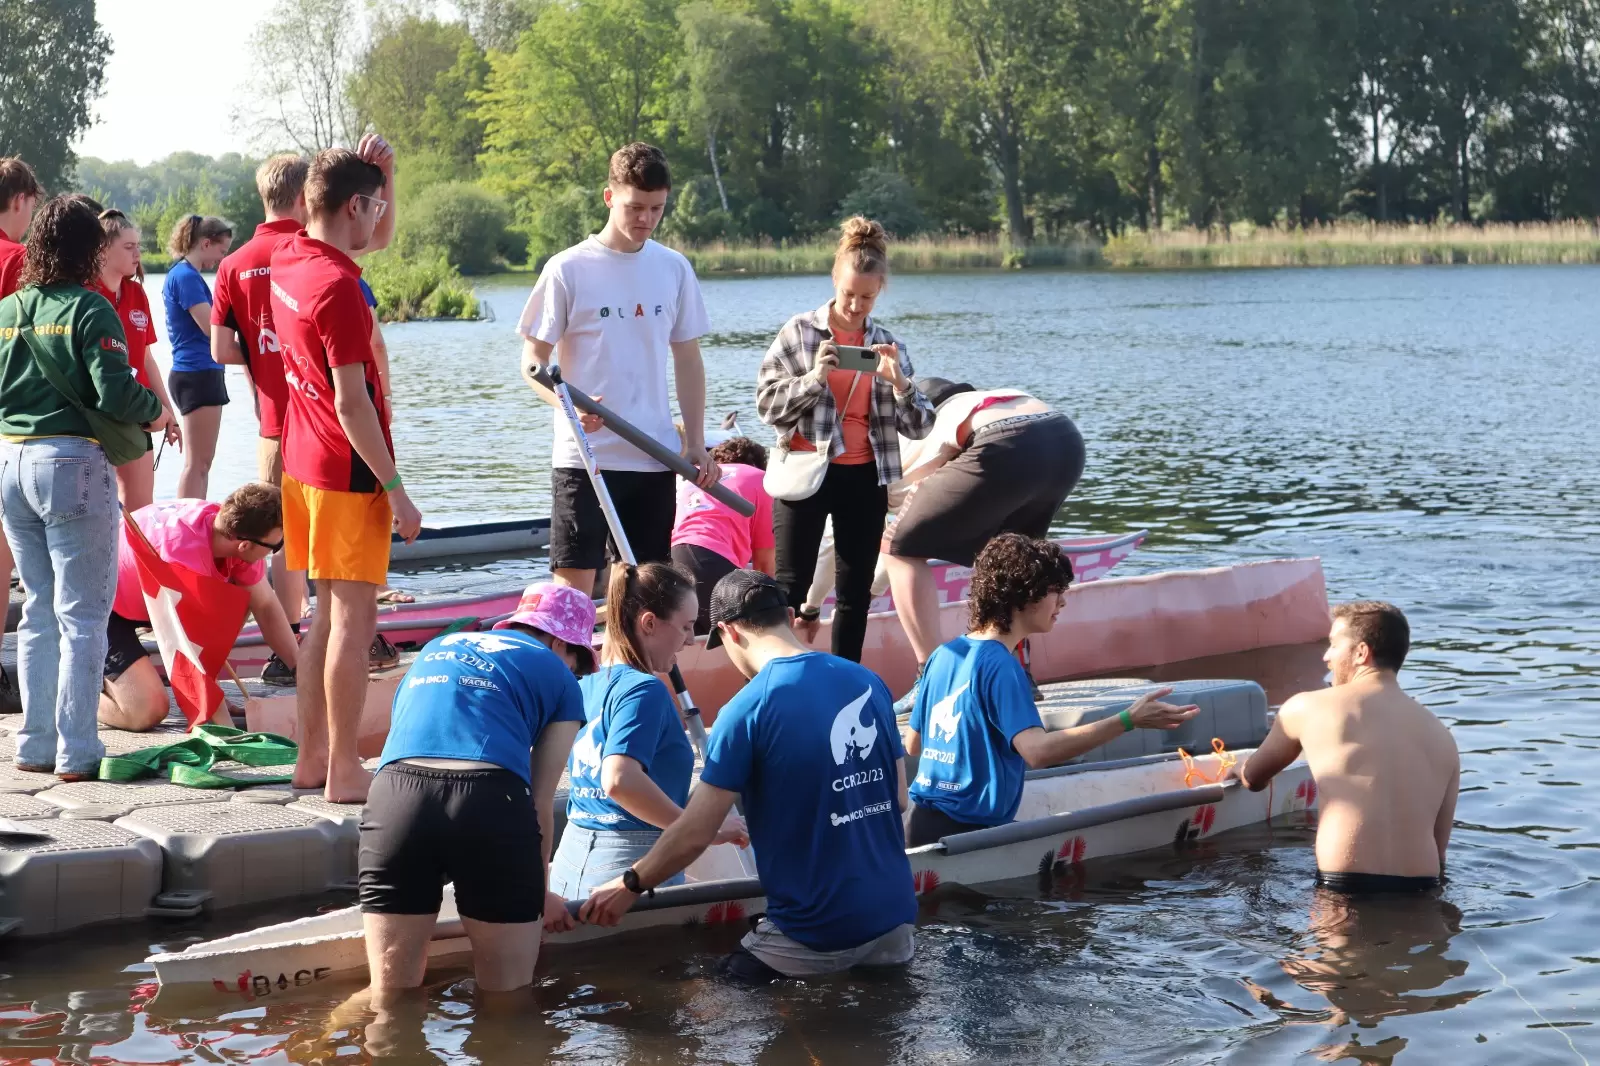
[90,277,158,389]
[268,233,391,493]
[0,233,25,297]
[211,218,302,438]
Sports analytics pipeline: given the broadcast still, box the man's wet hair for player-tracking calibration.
[1331,600,1410,671]
[608,142,671,192]
[968,533,1074,634]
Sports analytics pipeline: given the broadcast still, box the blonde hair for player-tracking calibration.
[601,562,696,673]
[834,216,889,279]
[256,154,309,215]
[168,214,233,259]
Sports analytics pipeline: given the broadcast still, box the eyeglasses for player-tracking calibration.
[355,194,389,221]
[248,536,285,552]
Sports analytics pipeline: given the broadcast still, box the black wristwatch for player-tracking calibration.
[622,866,654,897]
[797,604,821,623]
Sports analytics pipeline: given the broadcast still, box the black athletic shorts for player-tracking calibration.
[168,369,229,415]
[671,542,739,635]
[906,803,990,847]
[359,762,545,924]
[1315,870,1441,894]
[888,411,1085,566]
[104,611,150,681]
[550,467,675,572]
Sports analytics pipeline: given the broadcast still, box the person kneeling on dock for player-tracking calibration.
[903,534,1200,847]
[360,583,593,993]
[100,484,301,731]
[1239,600,1459,894]
[582,570,917,981]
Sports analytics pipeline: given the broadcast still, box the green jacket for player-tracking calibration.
[0,284,161,441]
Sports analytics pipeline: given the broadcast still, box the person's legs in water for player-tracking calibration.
[176,402,223,499]
[826,463,887,663]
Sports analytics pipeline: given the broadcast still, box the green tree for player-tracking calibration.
[397,181,512,274]
[349,15,475,157]
[244,0,361,152]
[0,0,110,191]
[476,0,681,216]
[678,0,776,212]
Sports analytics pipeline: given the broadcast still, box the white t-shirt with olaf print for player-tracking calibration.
[517,235,710,472]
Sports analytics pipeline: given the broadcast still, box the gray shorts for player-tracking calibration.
[741,919,916,977]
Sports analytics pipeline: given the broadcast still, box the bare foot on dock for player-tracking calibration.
[292,751,328,791]
[325,760,374,804]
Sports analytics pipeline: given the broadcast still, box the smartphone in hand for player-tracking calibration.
[833,345,881,373]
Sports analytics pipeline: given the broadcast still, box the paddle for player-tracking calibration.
[524,364,755,517]
[540,367,711,759]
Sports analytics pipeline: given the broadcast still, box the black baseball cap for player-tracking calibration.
[917,376,976,409]
[707,569,789,648]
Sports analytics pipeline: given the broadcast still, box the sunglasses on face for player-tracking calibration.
[354,194,389,221]
[248,536,285,552]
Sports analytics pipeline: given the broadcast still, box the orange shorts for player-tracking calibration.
[282,473,392,586]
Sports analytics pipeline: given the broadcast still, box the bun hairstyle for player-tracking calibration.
[167,214,233,259]
[834,215,890,279]
[602,561,697,673]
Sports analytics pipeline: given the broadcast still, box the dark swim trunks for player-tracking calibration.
[1315,870,1440,894]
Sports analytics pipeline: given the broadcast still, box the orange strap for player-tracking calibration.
[1178,738,1237,787]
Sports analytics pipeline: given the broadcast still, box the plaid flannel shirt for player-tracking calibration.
[756,302,935,486]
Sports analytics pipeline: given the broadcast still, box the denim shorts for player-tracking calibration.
[548,824,686,899]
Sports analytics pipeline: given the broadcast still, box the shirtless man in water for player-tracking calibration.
[1241,600,1459,892]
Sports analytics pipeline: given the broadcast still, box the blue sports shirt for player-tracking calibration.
[908,636,1042,826]
[700,651,916,952]
[565,665,694,833]
[381,630,585,783]
[162,259,219,373]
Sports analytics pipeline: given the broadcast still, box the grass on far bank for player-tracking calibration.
[672,235,1102,274]
[1104,220,1600,268]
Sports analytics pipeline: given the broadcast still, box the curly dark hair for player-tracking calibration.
[19,195,105,288]
[968,533,1074,634]
[709,436,768,470]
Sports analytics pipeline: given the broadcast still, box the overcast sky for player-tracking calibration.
[76,0,289,164]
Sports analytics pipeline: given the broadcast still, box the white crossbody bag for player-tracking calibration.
[764,374,863,502]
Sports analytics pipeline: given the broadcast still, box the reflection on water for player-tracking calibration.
[4,266,1591,1063]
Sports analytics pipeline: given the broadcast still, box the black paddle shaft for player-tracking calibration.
[531,366,756,517]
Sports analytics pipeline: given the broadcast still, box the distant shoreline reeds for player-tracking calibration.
[1102,220,1600,268]
[673,235,1101,274]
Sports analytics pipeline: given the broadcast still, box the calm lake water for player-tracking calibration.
[5,266,1592,1064]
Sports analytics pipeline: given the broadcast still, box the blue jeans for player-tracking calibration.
[549,824,687,899]
[0,438,118,774]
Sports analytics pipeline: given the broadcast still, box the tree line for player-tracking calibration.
[8,0,1600,276]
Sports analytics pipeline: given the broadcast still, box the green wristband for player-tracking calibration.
[381,473,403,493]
[1119,709,1134,732]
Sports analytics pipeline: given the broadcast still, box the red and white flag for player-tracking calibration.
[123,514,251,728]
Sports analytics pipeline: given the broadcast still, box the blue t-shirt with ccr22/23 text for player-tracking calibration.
[380,630,586,784]
[909,635,1043,826]
[699,651,916,953]
[565,664,694,832]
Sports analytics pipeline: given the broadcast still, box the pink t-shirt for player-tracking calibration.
[671,463,775,568]
[113,500,267,622]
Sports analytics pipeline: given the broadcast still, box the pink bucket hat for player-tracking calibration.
[494,582,597,673]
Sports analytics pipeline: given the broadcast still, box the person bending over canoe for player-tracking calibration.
[1240,600,1459,894]
[549,561,747,899]
[885,379,1085,710]
[359,582,593,993]
[99,484,301,731]
[583,569,917,982]
[903,534,1199,847]
[670,436,776,634]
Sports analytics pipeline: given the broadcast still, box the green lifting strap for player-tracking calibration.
[98,724,299,789]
